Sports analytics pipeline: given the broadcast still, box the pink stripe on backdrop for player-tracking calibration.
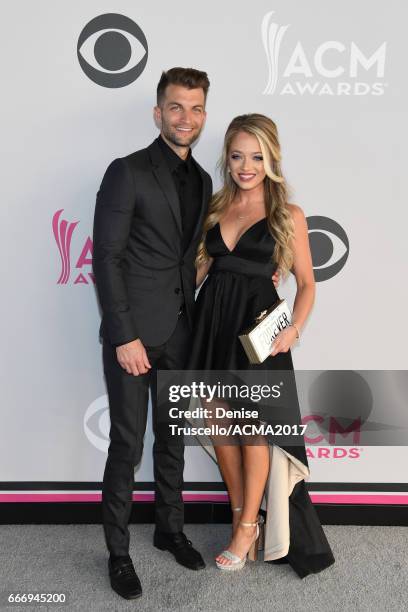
[310,494,408,505]
[0,493,228,503]
[1,493,408,504]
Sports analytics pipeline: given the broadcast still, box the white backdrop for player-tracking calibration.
[1,0,407,504]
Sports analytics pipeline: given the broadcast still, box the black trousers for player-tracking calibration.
[101,311,191,557]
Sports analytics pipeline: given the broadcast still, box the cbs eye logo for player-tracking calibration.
[307,216,349,282]
[83,395,110,453]
[308,370,373,431]
[77,13,148,88]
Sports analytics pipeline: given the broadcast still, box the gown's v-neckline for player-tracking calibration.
[218,217,267,253]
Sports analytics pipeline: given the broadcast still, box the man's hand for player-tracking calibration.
[272,268,280,288]
[116,338,151,376]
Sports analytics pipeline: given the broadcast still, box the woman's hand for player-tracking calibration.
[196,257,214,287]
[272,268,280,288]
[270,326,298,356]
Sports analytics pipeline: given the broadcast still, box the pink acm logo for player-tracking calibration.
[303,414,361,446]
[52,209,94,285]
[303,414,361,459]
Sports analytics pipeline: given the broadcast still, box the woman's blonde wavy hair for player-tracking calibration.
[196,113,295,277]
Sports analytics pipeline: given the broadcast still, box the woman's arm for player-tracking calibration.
[288,203,316,332]
[196,257,214,288]
[271,204,315,355]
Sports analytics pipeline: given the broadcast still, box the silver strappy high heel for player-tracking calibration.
[216,519,260,571]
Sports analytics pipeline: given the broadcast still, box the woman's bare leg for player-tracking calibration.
[204,399,244,534]
[213,445,244,534]
[216,443,270,566]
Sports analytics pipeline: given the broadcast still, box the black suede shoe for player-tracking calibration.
[108,555,142,600]
[153,530,206,570]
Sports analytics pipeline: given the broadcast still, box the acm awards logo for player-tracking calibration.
[303,370,408,459]
[77,13,148,88]
[262,11,387,96]
[304,370,367,460]
[52,209,94,285]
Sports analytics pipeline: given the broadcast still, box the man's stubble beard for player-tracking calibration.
[161,122,202,149]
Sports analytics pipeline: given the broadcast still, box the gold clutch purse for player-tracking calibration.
[238,299,292,364]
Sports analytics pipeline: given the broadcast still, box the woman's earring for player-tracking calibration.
[227,168,231,173]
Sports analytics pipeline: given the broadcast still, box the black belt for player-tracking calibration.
[211,254,277,279]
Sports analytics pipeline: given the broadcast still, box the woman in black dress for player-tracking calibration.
[189,114,335,576]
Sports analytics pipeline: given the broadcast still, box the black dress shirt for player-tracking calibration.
[158,135,202,253]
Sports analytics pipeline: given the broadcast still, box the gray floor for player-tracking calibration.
[0,524,407,611]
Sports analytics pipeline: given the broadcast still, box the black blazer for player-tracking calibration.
[93,138,212,347]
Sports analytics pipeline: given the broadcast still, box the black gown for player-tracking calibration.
[188,218,335,578]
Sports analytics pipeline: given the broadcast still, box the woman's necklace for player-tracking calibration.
[235,200,251,220]
[234,199,264,220]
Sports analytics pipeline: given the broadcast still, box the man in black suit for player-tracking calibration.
[93,67,212,600]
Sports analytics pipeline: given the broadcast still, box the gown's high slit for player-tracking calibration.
[187,219,335,578]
